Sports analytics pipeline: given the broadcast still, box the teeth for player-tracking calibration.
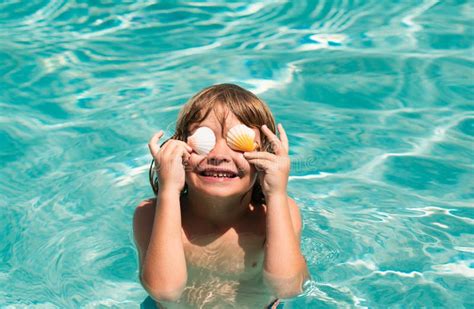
[202,171,234,178]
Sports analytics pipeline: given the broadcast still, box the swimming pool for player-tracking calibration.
[1,0,473,307]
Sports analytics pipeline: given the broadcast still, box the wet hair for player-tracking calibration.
[149,83,277,205]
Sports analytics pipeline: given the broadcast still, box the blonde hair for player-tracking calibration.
[149,83,277,204]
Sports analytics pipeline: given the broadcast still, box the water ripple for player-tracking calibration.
[1,0,473,307]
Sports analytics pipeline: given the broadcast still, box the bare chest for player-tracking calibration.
[182,229,265,280]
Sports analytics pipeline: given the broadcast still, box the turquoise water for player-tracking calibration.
[1,0,473,307]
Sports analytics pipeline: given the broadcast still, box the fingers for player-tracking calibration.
[183,143,193,153]
[182,150,191,171]
[244,151,275,171]
[243,151,275,160]
[169,141,191,160]
[148,131,192,163]
[163,138,192,154]
[244,150,290,172]
[164,140,192,160]
[245,158,272,171]
[261,124,286,155]
[277,123,289,154]
[148,130,164,158]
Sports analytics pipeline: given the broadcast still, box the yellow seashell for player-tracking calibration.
[226,124,258,152]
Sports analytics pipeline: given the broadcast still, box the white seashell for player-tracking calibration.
[187,126,216,155]
[226,124,258,152]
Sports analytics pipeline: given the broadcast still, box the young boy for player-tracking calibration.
[133,84,309,308]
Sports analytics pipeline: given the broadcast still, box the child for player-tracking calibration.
[133,83,309,308]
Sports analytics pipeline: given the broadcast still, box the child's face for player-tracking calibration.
[185,106,261,199]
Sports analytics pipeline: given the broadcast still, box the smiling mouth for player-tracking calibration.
[198,171,238,178]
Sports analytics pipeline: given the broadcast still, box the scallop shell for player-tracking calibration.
[187,126,216,155]
[226,124,258,152]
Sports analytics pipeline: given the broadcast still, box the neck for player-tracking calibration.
[185,187,253,227]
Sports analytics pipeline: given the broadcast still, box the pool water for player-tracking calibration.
[1,1,473,307]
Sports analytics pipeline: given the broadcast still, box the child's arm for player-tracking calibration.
[262,194,309,298]
[243,124,309,298]
[138,190,186,301]
[134,131,192,301]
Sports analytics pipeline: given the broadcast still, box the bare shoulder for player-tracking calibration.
[135,198,156,210]
[133,198,156,236]
[133,198,156,270]
[133,198,156,227]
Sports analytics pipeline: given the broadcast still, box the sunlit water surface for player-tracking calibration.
[1,0,473,308]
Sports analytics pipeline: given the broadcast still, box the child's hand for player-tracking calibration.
[243,124,290,198]
[148,130,193,195]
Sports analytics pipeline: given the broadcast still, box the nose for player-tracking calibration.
[207,138,232,164]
